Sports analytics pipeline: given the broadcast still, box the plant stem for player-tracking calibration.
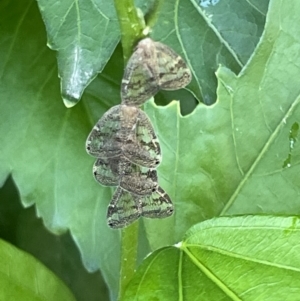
[113,0,145,62]
[113,3,143,299]
[112,1,158,299]
[118,221,139,300]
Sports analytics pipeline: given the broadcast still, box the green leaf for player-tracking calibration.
[0,238,76,301]
[36,0,120,107]
[35,0,156,107]
[123,216,300,301]
[193,0,269,64]
[0,1,122,299]
[143,0,300,249]
[150,0,268,104]
[0,177,109,301]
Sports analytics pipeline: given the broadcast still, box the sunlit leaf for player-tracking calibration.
[144,0,300,249]
[123,216,300,301]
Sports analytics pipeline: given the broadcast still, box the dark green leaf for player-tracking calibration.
[36,0,120,107]
[0,1,122,298]
[150,0,267,104]
[194,0,269,64]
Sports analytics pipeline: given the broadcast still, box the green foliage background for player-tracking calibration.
[0,0,300,300]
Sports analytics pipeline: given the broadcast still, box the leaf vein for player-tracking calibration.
[221,95,300,214]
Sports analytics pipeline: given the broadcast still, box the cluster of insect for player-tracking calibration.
[86,38,192,229]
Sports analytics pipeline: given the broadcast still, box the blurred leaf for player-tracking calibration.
[123,216,300,301]
[0,238,76,301]
[0,176,110,301]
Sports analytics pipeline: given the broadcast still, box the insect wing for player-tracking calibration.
[93,157,119,186]
[141,186,174,218]
[121,38,192,106]
[120,164,158,195]
[121,39,159,106]
[86,105,122,158]
[123,108,161,168]
[107,187,141,229]
[154,41,192,90]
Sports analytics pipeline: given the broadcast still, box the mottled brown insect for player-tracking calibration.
[121,38,192,106]
[93,155,158,195]
[107,186,174,229]
[86,104,161,169]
